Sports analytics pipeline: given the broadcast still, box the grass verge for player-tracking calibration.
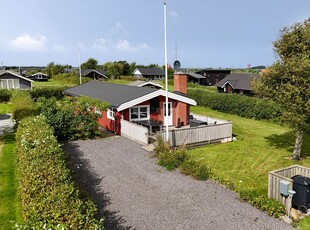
[0,134,22,229]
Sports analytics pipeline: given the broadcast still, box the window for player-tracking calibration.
[130,105,150,121]
[107,109,115,121]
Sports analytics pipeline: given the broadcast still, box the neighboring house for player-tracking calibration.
[187,72,206,85]
[28,72,48,81]
[215,73,258,96]
[0,71,33,89]
[132,68,165,80]
[195,69,231,86]
[81,69,108,80]
[127,80,163,89]
[64,73,196,135]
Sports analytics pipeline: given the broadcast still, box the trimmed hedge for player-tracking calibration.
[16,116,103,229]
[188,89,282,121]
[30,86,68,100]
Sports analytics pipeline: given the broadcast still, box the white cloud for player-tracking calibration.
[9,33,47,51]
[93,38,110,50]
[112,22,127,35]
[169,11,179,19]
[116,39,149,52]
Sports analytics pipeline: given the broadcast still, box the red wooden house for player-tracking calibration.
[64,73,196,135]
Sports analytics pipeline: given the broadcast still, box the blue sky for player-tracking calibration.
[0,0,309,68]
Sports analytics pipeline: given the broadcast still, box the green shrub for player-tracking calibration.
[0,89,12,102]
[239,190,285,218]
[53,73,91,85]
[30,86,68,100]
[155,136,188,170]
[119,75,141,81]
[179,159,212,180]
[11,90,37,122]
[187,88,282,121]
[16,116,103,229]
[38,96,108,141]
[158,149,188,171]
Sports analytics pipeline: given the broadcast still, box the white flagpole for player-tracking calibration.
[78,48,82,85]
[164,0,169,141]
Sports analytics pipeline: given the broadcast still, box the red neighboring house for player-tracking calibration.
[64,73,197,135]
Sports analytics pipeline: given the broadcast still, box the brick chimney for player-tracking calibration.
[174,72,187,95]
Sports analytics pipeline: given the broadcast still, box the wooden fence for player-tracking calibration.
[268,165,310,213]
[158,122,232,147]
[121,119,149,145]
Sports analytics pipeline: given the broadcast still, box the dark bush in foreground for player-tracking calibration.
[0,89,12,102]
[16,116,104,229]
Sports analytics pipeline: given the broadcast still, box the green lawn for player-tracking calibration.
[0,104,13,114]
[189,106,310,194]
[0,134,21,229]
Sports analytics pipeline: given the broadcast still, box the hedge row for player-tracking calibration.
[16,116,103,229]
[0,87,67,102]
[30,86,68,100]
[188,89,282,121]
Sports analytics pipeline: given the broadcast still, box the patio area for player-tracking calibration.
[127,113,232,147]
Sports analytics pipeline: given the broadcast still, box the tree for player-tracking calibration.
[81,58,99,70]
[253,18,310,160]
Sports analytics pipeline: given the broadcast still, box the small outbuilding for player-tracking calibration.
[0,70,33,89]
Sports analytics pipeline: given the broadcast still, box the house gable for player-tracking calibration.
[0,71,33,89]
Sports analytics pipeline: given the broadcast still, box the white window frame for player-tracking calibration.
[107,109,115,121]
[129,105,150,121]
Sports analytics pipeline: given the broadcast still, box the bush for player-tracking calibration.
[16,116,103,229]
[31,86,68,100]
[155,136,187,170]
[0,89,12,102]
[187,88,282,121]
[119,75,141,81]
[179,159,212,180]
[53,73,91,85]
[10,90,37,122]
[239,190,285,218]
[38,96,108,141]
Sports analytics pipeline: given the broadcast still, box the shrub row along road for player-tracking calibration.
[64,137,293,230]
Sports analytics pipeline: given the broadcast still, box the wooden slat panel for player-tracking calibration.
[121,120,149,145]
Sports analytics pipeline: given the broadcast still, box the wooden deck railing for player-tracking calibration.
[158,122,232,147]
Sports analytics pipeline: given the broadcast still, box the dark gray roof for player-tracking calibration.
[187,72,206,79]
[136,68,164,76]
[64,80,159,108]
[81,69,107,78]
[215,73,258,91]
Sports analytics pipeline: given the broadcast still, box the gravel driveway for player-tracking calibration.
[64,136,293,230]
